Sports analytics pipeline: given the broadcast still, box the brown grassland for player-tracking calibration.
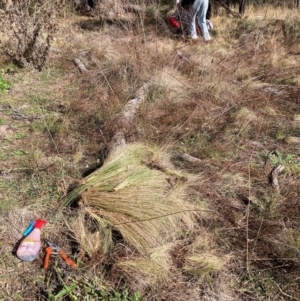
[1,1,300,300]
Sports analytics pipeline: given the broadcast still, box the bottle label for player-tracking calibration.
[21,238,36,247]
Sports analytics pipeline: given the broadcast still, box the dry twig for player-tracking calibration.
[269,165,285,191]
[176,51,189,63]
[172,152,201,163]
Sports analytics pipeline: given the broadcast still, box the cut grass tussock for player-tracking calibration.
[63,143,202,255]
[183,234,230,280]
[115,244,174,292]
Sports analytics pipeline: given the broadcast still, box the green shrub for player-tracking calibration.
[0,74,10,92]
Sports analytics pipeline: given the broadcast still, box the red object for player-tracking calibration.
[169,16,180,28]
[34,219,47,229]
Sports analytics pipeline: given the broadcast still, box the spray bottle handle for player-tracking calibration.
[23,221,35,236]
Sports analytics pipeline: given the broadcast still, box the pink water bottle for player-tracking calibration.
[17,219,47,262]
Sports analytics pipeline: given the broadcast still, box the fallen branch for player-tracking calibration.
[50,47,61,54]
[176,51,189,63]
[109,81,151,150]
[274,281,300,301]
[73,58,88,73]
[72,59,151,151]
[269,164,285,191]
[0,167,34,176]
[8,105,47,121]
[123,82,151,124]
[123,4,143,13]
[172,152,201,164]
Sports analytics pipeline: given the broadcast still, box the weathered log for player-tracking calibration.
[109,81,151,150]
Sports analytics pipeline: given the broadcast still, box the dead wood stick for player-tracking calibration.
[122,82,151,124]
[172,152,201,163]
[50,47,61,54]
[269,164,285,191]
[0,168,34,176]
[123,4,143,13]
[8,104,47,120]
[109,81,151,150]
[73,58,88,73]
[176,51,189,63]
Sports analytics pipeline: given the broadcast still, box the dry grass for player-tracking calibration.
[1,2,300,300]
[63,143,201,255]
[115,244,174,293]
[183,235,231,280]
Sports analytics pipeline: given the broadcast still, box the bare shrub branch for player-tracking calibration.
[0,0,63,71]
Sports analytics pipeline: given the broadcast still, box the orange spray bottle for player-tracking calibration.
[17,219,47,262]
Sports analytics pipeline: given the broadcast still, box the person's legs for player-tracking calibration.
[196,0,211,41]
[182,0,200,39]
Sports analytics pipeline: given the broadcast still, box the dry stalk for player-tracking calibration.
[273,280,300,301]
[246,158,253,278]
[253,5,268,58]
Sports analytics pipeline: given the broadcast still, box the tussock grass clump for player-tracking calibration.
[183,253,226,278]
[67,209,112,258]
[115,244,174,292]
[149,67,190,104]
[117,259,168,287]
[183,235,230,280]
[63,143,201,255]
[233,107,258,129]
